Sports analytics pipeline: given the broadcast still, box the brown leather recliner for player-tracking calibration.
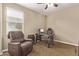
[8,31,33,56]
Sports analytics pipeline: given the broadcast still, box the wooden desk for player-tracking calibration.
[28,34,36,44]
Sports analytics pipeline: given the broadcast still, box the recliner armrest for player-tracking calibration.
[8,42,21,56]
[8,42,20,45]
[23,39,32,42]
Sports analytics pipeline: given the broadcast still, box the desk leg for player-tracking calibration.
[32,38,35,44]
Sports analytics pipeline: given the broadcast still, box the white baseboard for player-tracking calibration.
[55,40,78,46]
[2,49,8,52]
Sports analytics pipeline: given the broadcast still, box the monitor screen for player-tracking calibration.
[39,29,44,32]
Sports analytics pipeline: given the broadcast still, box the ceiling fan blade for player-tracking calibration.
[37,3,44,4]
[45,4,48,9]
[53,3,58,7]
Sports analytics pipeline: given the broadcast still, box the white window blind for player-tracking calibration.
[6,7,24,33]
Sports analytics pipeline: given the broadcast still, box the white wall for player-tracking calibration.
[0,4,2,54]
[24,11,45,37]
[47,5,79,46]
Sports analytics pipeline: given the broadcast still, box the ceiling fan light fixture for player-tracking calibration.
[48,3,53,7]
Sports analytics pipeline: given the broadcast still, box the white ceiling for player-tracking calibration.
[18,3,76,15]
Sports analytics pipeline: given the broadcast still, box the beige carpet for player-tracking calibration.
[2,41,76,56]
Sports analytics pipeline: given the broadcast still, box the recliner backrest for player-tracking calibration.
[8,31,24,42]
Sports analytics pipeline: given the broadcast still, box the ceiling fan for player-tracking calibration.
[37,3,58,10]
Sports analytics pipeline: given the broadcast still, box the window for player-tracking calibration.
[6,7,24,33]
